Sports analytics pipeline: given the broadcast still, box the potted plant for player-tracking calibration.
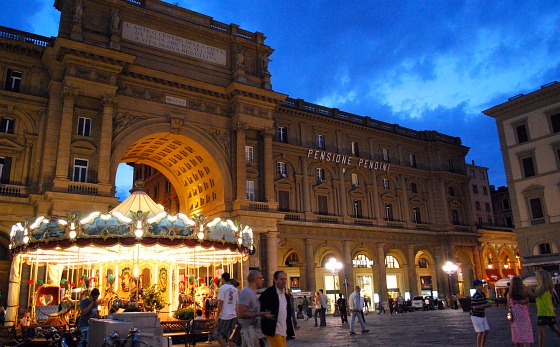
[173,307,195,321]
[142,285,167,312]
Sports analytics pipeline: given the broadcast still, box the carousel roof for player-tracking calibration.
[9,181,254,266]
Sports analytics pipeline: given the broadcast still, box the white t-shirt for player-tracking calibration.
[217,283,238,320]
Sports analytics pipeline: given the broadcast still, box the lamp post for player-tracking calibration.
[442,261,458,309]
[325,257,343,316]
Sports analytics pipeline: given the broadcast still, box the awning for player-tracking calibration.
[485,269,501,282]
[522,254,560,266]
[501,269,518,278]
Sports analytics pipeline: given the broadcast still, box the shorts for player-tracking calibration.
[537,316,557,326]
[470,315,490,333]
[215,318,237,340]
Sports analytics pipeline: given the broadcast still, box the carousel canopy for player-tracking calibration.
[8,181,254,267]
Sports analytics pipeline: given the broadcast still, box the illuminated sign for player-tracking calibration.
[352,259,374,267]
[307,149,390,172]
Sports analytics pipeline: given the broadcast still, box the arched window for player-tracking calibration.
[539,243,552,255]
[285,252,299,267]
[353,254,372,268]
[418,258,429,268]
[448,186,455,196]
[385,255,400,268]
[411,183,418,193]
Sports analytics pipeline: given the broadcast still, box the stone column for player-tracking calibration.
[376,243,388,305]
[440,181,451,224]
[341,240,353,294]
[265,232,279,285]
[235,122,248,202]
[407,244,418,297]
[338,166,348,217]
[301,157,311,213]
[472,246,482,281]
[305,239,316,292]
[399,175,411,222]
[262,127,275,202]
[54,88,78,181]
[98,96,115,185]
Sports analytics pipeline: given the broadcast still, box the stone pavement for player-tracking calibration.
[173,305,560,346]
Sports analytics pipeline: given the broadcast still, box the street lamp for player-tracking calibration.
[442,261,458,308]
[325,257,343,316]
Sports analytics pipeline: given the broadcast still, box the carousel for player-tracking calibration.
[5,181,254,326]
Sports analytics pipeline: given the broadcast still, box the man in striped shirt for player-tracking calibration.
[470,279,491,347]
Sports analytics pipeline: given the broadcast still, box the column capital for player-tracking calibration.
[63,87,79,100]
[262,127,275,138]
[102,95,117,107]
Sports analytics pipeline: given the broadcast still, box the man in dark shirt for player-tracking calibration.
[470,279,491,347]
[336,293,348,325]
[78,288,100,346]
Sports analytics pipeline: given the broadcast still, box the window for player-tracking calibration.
[278,190,290,212]
[316,167,325,182]
[353,254,371,268]
[165,180,171,194]
[483,186,488,195]
[383,178,390,189]
[448,159,455,172]
[351,142,360,157]
[418,258,429,268]
[284,252,299,267]
[385,204,393,221]
[73,159,88,182]
[5,69,22,92]
[0,156,12,184]
[521,156,536,177]
[478,217,483,225]
[451,209,459,224]
[245,146,253,162]
[317,195,328,215]
[316,134,325,149]
[551,113,560,133]
[411,183,418,193]
[353,200,363,218]
[277,162,286,177]
[503,198,510,210]
[0,117,15,134]
[485,203,491,212]
[469,169,476,178]
[448,187,455,196]
[153,186,159,199]
[516,123,529,143]
[539,243,552,255]
[529,197,544,220]
[412,207,421,223]
[409,154,417,168]
[382,148,389,162]
[77,117,91,136]
[246,180,255,201]
[473,185,478,194]
[475,201,481,211]
[277,126,287,143]
[385,255,400,269]
[351,173,359,187]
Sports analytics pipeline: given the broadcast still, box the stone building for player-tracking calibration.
[484,81,560,273]
[0,0,519,309]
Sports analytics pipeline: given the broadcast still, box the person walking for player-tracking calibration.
[302,296,310,321]
[259,270,293,347]
[336,293,348,325]
[313,291,321,327]
[215,272,239,347]
[78,288,100,346]
[286,289,299,340]
[348,286,368,335]
[507,276,533,347]
[532,270,560,347]
[470,279,491,347]
[318,289,328,327]
[237,270,273,347]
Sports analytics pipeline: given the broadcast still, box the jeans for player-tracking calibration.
[314,308,321,326]
[319,307,326,326]
[350,310,366,332]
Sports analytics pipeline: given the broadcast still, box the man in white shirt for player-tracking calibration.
[318,289,328,327]
[348,286,368,335]
[259,270,293,347]
[215,272,238,347]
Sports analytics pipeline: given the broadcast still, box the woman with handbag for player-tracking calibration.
[507,276,533,347]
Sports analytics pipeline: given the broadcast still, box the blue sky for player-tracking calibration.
[4,1,560,200]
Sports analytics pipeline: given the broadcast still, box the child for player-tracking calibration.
[470,279,491,347]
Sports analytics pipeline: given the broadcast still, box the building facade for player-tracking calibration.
[0,0,517,309]
[466,162,495,228]
[491,185,514,228]
[484,81,560,273]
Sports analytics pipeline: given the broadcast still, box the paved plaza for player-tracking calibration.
[172,305,560,346]
[286,305,560,347]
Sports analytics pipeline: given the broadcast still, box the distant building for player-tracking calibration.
[466,162,494,227]
[490,185,514,228]
[484,81,560,273]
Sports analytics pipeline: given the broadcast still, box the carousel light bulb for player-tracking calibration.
[69,230,77,239]
[23,236,29,244]
[238,237,243,245]
[135,228,143,238]
[8,244,12,249]
[70,222,75,230]
[197,230,205,240]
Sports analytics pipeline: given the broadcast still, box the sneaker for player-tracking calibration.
[362,330,369,334]
[349,331,356,335]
